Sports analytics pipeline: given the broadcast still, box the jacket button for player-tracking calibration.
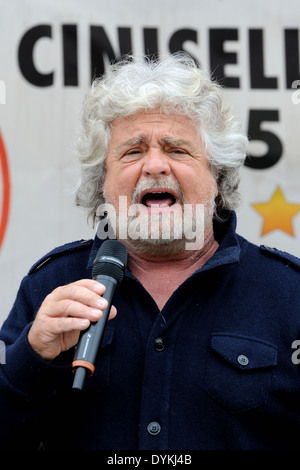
[237,354,249,366]
[147,421,161,435]
[154,338,165,352]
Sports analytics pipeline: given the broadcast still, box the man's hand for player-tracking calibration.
[27,279,116,361]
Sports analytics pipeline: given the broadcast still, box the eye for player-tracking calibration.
[167,147,191,158]
[171,149,187,154]
[126,148,141,155]
[121,148,143,161]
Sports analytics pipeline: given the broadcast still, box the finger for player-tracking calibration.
[72,279,107,295]
[49,279,106,303]
[28,316,90,360]
[55,306,117,336]
[61,301,117,322]
[45,305,117,338]
[44,284,108,314]
[29,304,117,360]
[40,298,102,323]
[51,315,91,335]
[50,306,117,335]
[108,305,117,320]
[63,305,117,330]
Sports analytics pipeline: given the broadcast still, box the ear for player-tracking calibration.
[210,166,219,198]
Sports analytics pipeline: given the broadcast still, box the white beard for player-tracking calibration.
[100,178,216,256]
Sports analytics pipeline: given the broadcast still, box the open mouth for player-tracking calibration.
[140,190,177,208]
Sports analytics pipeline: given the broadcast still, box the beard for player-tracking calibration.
[102,177,216,256]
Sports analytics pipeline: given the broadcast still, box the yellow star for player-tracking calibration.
[252,186,300,237]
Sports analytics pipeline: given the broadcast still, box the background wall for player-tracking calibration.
[1,0,300,325]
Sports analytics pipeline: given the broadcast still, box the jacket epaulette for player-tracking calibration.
[28,239,93,274]
[260,245,300,272]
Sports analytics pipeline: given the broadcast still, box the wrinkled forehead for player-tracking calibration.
[107,109,203,149]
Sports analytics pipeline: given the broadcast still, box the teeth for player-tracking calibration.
[141,191,176,207]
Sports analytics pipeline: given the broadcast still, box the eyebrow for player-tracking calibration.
[118,136,146,150]
[118,136,194,150]
[160,137,193,148]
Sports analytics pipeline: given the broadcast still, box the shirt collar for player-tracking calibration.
[86,211,241,274]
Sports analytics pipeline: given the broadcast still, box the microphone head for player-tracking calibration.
[92,239,127,282]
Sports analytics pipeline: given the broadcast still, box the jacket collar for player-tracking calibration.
[201,211,241,273]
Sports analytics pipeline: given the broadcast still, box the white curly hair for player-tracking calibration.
[75,53,248,224]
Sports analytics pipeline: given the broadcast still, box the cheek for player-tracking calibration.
[181,166,218,202]
[103,165,139,202]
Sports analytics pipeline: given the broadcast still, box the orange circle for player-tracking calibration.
[0,132,10,250]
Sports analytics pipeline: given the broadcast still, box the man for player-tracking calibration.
[1,53,300,450]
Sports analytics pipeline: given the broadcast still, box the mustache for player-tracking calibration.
[132,178,185,204]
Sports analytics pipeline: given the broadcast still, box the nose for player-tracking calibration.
[141,149,171,177]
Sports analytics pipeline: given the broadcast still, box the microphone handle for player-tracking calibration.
[72,275,117,390]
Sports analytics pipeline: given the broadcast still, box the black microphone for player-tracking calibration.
[72,239,127,391]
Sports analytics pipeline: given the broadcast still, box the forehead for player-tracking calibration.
[109,110,200,142]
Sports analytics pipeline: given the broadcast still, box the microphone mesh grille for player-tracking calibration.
[92,240,127,282]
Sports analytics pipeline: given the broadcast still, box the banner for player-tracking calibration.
[1,0,300,325]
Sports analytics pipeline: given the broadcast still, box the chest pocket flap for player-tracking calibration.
[204,332,277,412]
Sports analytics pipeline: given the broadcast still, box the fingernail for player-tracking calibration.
[93,284,103,293]
[91,308,102,318]
[97,298,107,308]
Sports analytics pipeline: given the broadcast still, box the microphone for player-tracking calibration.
[72,239,127,391]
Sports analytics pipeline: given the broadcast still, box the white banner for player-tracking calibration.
[1,0,300,325]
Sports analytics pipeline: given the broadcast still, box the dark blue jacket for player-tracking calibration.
[1,212,300,450]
